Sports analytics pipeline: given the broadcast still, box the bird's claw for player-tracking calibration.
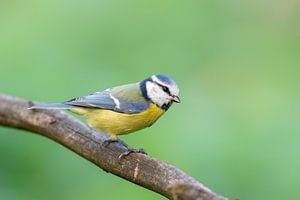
[103,138,128,148]
[102,138,147,163]
[118,148,147,162]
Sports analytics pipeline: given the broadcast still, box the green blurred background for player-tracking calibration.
[0,0,299,199]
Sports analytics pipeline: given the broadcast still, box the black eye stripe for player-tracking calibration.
[157,83,171,96]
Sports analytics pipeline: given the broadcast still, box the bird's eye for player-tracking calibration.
[162,86,169,93]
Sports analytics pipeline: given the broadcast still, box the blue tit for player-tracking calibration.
[29,75,180,141]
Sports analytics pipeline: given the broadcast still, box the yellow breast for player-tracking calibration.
[76,103,164,137]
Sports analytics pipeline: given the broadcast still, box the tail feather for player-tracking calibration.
[28,103,75,110]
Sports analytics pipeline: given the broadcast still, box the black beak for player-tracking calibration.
[172,96,181,103]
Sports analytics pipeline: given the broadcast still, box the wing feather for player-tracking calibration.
[64,85,149,114]
[65,91,115,110]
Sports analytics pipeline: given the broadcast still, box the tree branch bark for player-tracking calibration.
[0,94,228,200]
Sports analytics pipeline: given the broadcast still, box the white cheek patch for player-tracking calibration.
[146,81,170,107]
[170,87,180,97]
[151,75,180,97]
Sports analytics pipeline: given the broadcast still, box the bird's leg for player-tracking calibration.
[102,135,147,162]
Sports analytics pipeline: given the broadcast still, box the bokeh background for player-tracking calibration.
[0,0,299,199]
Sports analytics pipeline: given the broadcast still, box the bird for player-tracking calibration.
[29,74,180,158]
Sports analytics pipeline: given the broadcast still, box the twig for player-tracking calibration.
[0,94,228,200]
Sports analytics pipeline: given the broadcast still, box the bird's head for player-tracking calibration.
[140,74,180,110]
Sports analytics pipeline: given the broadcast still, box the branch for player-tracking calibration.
[0,94,228,200]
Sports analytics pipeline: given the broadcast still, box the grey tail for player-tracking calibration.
[28,103,76,110]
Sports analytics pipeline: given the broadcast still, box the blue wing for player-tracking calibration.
[65,90,115,110]
[64,89,149,114]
